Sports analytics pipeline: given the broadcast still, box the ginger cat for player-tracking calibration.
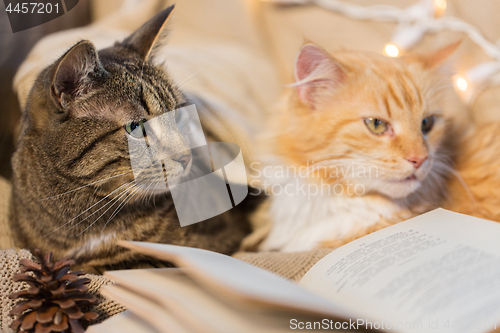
[444,122,500,221]
[247,42,471,252]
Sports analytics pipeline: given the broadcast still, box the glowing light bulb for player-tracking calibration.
[385,44,399,57]
[455,77,468,91]
[434,0,447,17]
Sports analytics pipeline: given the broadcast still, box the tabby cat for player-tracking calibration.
[247,42,471,252]
[9,6,256,272]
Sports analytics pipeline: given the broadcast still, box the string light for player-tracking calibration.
[262,0,500,106]
[455,77,468,92]
[390,24,427,51]
[433,0,447,17]
[385,44,399,57]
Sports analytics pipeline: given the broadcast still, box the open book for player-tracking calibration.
[88,209,500,333]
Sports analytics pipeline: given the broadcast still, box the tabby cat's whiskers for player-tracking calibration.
[74,185,138,237]
[177,71,202,89]
[99,186,145,234]
[44,181,135,237]
[41,171,134,200]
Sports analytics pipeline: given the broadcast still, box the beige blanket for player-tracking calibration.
[0,178,13,250]
[0,239,330,331]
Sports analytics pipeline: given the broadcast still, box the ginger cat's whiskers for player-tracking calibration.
[433,153,476,207]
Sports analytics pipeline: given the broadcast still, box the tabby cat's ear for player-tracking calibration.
[52,40,105,109]
[293,44,346,110]
[121,5,175,61]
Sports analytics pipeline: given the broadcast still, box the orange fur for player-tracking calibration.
[254,42,472,251]
[444,122,500,221]
[280,44,468,205]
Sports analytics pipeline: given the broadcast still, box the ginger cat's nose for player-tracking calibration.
[407,155,428,169]
[173,152,192,170]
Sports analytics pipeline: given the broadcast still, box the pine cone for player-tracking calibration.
[9,249,99,333]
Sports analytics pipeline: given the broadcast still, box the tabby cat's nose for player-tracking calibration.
[173,152,192,170]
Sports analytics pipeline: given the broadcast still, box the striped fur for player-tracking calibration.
[9,8,255,272]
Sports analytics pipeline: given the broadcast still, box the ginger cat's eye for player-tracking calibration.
[421,116,435,134]
[125,121,145,138]
[364,118,388,135]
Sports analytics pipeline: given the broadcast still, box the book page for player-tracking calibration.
[117,241,352,320]
[104,268,337,333]
[300,209,500,333]
[100,284,193,333]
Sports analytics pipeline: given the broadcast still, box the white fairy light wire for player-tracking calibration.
[262,0,500,104]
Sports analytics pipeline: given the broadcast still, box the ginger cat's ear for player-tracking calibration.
[121,5,175,61]
[413,41,462,69]
[293,44,346,110]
